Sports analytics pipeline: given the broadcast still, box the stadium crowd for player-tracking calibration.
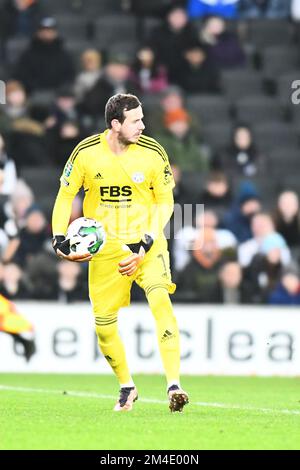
[0,0,300,305]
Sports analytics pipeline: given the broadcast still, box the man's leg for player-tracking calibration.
[89,252,138,411]
[146,287,188,412]
[136,241,189,412]
[146,287,180,384]
[94,313,138,411]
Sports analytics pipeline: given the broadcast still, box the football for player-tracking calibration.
[66,217,106,256]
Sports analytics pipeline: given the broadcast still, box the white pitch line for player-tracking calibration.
[0,384,299,416]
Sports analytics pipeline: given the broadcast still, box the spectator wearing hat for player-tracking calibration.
[187,0,239,19]
[13,17,75,93]
[154,107,209,171]
[268,266,300,305]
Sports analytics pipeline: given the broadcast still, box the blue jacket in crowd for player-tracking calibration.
[187,0,239,18]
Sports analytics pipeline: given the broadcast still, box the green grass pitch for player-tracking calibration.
[0,374,299,450]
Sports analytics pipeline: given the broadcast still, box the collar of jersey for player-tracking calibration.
[102,129,134,158]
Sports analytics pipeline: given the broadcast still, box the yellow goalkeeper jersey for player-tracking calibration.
[52,130,175,243]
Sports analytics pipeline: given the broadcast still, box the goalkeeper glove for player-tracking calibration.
[52,235,92,262]
[52,235,71,256]
[125,233,154,256]
[119,234,154,276]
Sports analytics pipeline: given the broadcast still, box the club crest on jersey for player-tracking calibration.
[64,162,73,177]
[132,172,145,184]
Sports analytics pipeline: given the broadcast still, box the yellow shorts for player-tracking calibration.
[88,238,176,315]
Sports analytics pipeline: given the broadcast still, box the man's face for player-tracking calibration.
[118,106,145,145]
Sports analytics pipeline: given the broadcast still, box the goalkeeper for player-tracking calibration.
[52,94,188,412]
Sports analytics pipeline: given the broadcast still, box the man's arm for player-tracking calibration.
[52,147,92,262]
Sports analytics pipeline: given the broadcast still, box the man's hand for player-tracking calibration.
[118,234,154,276]
[52,235,92,262]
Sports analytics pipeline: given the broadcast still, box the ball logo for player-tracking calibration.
[132,172,145,184]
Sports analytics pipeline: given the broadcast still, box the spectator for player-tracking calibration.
[199,16,246,69]
[173,209,237,272]
[14,17,75,93]
[74,49,103,102]
[13,207,49,267]
[45,87,79,131]
[48,120,82,168]
[273,191,300,250]
[223,186,262,242]
[239,0,291,18]
[130,45,169,94]
[214,124,265,178]
[78,51,138,122]
[216,261,251,303]
[176,42,221,94]
[196,172,233,219]
[149,4,199,81]
[55,260,88,303]
[0,80,44,134]
[0,262,28,299]
[175,224,237,301]
[154,107,209,171]
[243,246,285,303]
[0,165,19,263]
[268,266,300,305]
[0,0,43,42]
[146,85,200,135]
[238,212,291,269]
[187,0,239,19]
[10,179,35,228]
[0,133,17,196]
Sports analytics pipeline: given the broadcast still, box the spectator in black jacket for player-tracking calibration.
[175,42,221,94]
[14,17,75,93]
[149,4,199,82]
[0,0,43,42]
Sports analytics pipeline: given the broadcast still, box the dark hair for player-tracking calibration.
[105,94,142,129]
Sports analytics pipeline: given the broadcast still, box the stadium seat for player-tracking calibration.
[19,167,61,200]
[202,123,232,150]
[235,96,284,124]
[222,69,265,100]
[5,37,29,65]
[262,45,299,77]
[248,20,293,47]
[93,15,137,47]
[56,16,88,40]
[186,94,231,125]
[253,122,299,152]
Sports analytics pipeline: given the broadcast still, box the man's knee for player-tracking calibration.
[94,313,118,343]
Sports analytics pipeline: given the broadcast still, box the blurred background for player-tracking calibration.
[0,0,300,374]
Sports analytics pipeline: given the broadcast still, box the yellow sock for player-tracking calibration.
[95,313,132,385]
[146,287,180,383]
